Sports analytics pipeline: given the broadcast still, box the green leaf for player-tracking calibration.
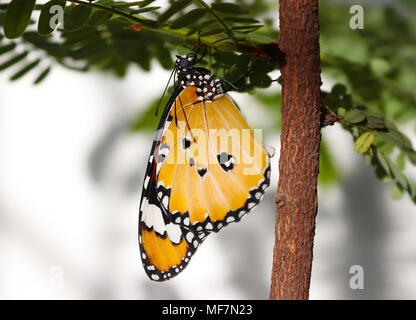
[10,59,40,81]
[377,141,395,156]
[366,115,386,129]
[132,17,159,28]
[158,0,192,22]
[0,43,17,55]
[331,83,347,96]
[130,6,160,14]
[231,25,263,32]
[0,51,29,71]
[211,3,251,15]
[377,130,407,149]
[249,72,272,88]
[376,149,391,176]
[248,32,276,44]
[186,19,216,35]
[137,0,157,7]
[345,109,365,123]
[38,0,66,35]
[351,126,359,138]
[400,0,416,8]
[155,47,173,69]
[34,66,51,85]
[354,131,374,154]
[200,28,225,36]
[375,166,392,182]
[337,107,347,116]
[213,51,239,65]
[389,160,408,189]
[391,183,405,200]
[113,0,155,7]
[363,153,372,165]
[408,182,416,199]
[87,10,113,26]
[407,151,416,166]
[370,58,391,77]
[224,16,260,24]
[4,0,36,39]
[170,8,207,29]
[64,4,92,31]
[397,152,406,170]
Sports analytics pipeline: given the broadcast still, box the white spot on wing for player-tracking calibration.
[144,176,150,189]
[186,231,194,243]
[141,198,167,235]
[162,196,169,209]
[166,223,182,244]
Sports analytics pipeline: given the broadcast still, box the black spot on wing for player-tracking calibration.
[217,152,235,171]
[182,137,191,149]
[197,167,207,177]
[157,143,170,164]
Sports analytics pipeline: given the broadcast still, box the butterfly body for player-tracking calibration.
[139,53,273,281]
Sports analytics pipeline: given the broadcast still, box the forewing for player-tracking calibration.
[156,88,272,233]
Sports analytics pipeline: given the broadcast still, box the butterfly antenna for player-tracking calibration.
[155,68,176,116]
[172,72,181,127]
[191,31,206,64]
[195,44,207,63]
[178,95,197,143]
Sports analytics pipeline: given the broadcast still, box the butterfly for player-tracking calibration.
[138,50,275,281]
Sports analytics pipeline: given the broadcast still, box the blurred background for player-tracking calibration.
[1,0,416,299]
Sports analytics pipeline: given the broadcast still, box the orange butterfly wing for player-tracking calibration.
[157,87,271,232]
[139,86,272,281]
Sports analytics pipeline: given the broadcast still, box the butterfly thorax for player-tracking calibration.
[175,55,222,101]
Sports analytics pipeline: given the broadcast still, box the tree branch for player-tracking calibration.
[321,104,343,127]
[270,0,322,300]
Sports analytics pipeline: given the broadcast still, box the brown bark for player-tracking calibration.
[269,0,322,300]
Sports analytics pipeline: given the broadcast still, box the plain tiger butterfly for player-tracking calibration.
[138,49,275,281]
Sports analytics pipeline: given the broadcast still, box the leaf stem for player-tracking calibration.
[0,0,260,54]
[192,0,239,47]
[67,0,240,51]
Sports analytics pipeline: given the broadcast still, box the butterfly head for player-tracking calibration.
[175,53,223,101]
[175,54,196,72]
